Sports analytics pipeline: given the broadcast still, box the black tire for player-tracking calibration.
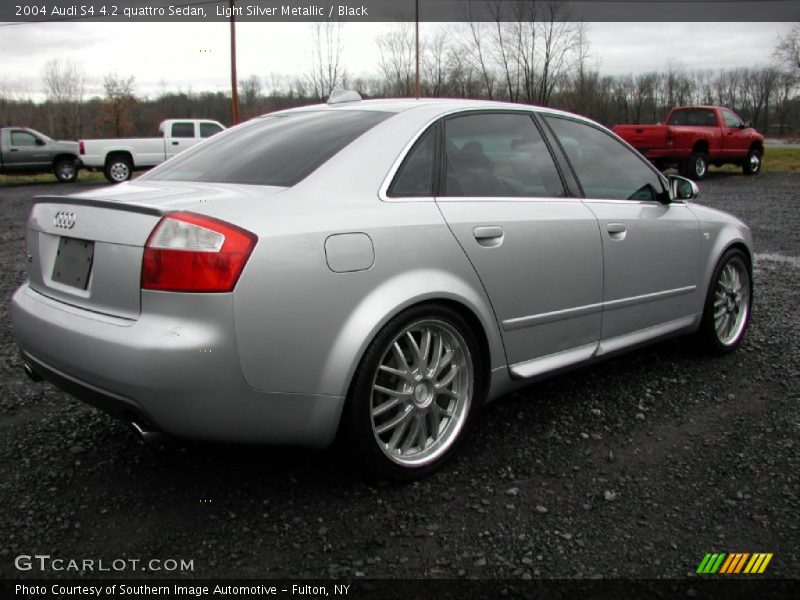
[104,155,132,183]
[693,248,752,355]
[742,147,762,175]
[54,158,78,183]
[344,303,484,481]
[682,151,709,181]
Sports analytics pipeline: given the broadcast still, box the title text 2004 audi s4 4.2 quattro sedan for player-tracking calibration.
[11,96,753,480]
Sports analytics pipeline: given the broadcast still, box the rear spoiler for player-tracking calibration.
[33,195,169,217]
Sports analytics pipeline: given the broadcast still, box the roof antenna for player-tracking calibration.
[327,90,362,105]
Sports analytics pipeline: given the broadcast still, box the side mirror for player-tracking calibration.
[668,175,699,201]
[35,138,46,146]
[743,120,752,128]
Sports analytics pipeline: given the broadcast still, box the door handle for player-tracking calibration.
[607,222,627,240]
[9,148,18,152]
[171,141,179,146]
[473,226,504,247]
[473,226,503,239]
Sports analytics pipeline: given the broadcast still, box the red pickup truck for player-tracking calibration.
[612,106,764,180]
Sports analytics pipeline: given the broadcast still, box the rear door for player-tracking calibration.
[432,111,604,376]
[544,115,702,354]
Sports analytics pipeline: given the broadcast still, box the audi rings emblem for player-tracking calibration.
[54,211,77,229]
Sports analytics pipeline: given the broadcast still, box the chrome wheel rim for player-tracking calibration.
[110,162,130,182]
[713,258,750,346]
[749,152,761,173]
[370,319,473,467]
[57,162,75,180]
[695,156,707,178]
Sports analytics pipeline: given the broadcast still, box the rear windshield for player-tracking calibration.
[144,110,392,187]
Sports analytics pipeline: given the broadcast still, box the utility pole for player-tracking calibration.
[414,0,420,99]
[229,0,240,125]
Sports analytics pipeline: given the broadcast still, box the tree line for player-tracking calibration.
[1,18,798,140]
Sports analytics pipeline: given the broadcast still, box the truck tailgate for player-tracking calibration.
[612,125,667,153]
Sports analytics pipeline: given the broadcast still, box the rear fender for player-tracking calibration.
[318,268,505,399]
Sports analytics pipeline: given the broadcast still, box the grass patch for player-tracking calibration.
[714,147,800,174]
[0,171,108,186]
[762,147,800,172]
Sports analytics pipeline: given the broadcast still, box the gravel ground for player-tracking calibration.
[0,172,797,581]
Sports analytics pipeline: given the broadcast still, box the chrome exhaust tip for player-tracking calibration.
[131,421,165,444]
[23,363,43,383]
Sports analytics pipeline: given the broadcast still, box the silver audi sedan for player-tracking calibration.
[11,97,753,480]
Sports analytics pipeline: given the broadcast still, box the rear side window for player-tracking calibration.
[388,124,438,197]
[171,122,195,138]
[546,116,666,201]
[146,111,392,187]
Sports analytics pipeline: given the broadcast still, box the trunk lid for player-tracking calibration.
[26,181,284,319]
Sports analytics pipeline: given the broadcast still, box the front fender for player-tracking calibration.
[690,203,754,312]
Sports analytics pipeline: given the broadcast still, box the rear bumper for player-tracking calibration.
[11,284,344,447]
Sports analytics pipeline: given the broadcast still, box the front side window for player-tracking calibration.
[722,110,743,128]
[546,116,666,201]
[442,112,564,198]
[146,110,392,187]
[171,122,195,138]
[10,131,37,146]
[200,122,224,138]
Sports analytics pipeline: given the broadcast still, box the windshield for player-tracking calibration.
[144,110,393,187]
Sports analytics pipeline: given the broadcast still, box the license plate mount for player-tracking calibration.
[52,237,94,290]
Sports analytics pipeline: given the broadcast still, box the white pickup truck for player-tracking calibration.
[79,119,226,183]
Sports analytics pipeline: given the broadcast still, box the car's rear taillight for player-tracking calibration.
[141,212,257,292]
[79,141,85,155]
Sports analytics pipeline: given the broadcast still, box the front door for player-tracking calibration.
[544,115,703,352]
[6,130,49,170]
[720,109,752,158]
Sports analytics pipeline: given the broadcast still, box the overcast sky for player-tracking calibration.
[0,21,794,99]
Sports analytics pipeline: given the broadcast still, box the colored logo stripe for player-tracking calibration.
[697,552,773,574]
[697,553,726,574]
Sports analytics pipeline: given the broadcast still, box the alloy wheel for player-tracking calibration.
[713,257,750,346]
[369,319,473,467]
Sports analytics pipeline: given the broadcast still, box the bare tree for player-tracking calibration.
[41,59,87,138]
[376,24,416,96]
[0,80,36,127]
[308,22,346,100]
[460,7,495,99]
[421,29,449,97]
[100,73,136,138]
[774,24,800,71]
[239,75,262,115]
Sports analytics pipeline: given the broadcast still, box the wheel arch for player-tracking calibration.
[699,231,754,319]
[52,153,79,166]
[319,270,505,405]
[692,139,710,155]
[105,150,134,167]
